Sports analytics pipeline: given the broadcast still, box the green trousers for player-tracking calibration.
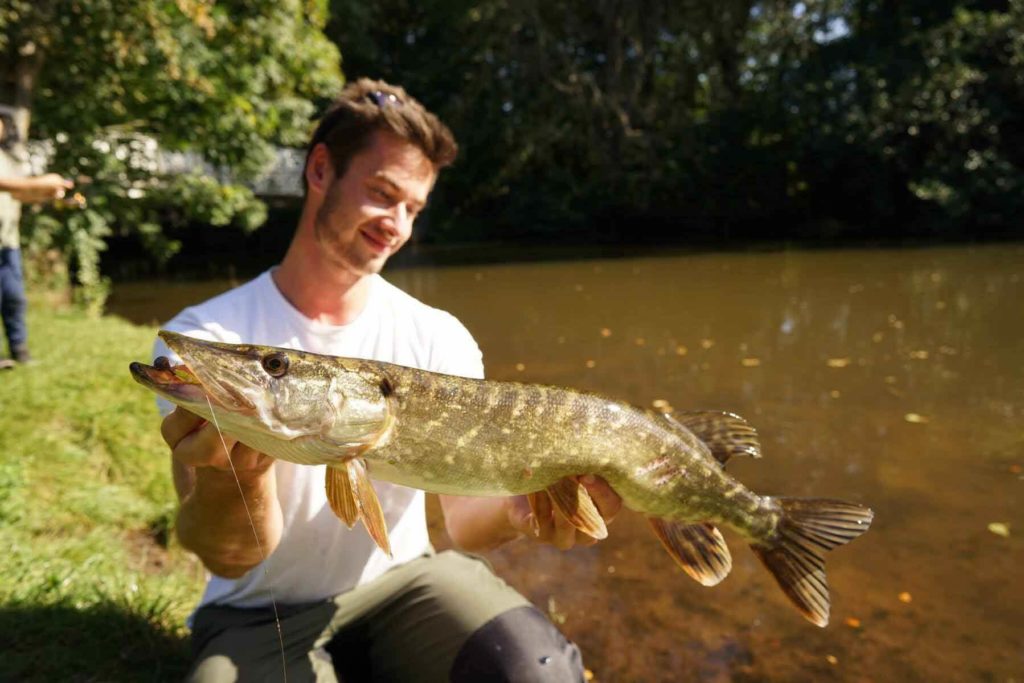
[186,550,583,682]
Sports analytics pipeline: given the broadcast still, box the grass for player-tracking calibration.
[0,305,203,681]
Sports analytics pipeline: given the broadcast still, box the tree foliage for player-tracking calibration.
[1,0,342,309]
[328,0,1022,244]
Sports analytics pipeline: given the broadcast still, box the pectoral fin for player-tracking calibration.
[546,477,608,540]
[325,464,359,527]
[350,459,392,557]
[648,518,732,586]
[323,460,392,557]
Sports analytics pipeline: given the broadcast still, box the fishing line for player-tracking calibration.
[205,395,288,682]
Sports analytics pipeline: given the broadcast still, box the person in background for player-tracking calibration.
[0,107,74,369]
[154,78,622,682]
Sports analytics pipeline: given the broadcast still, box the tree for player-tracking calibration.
[0,0,342,310]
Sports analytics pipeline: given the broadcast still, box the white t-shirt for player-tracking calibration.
[154,270,484,611]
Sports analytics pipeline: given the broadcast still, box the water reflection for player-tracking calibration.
[109,244,1024,681]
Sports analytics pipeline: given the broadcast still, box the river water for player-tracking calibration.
[108,243,1023,682]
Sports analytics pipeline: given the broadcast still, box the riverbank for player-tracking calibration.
[0,306,199,681]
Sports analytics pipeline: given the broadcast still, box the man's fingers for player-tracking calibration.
[161,407,207,449]
[551,509,577,550]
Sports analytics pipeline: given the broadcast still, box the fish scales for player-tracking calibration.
[367,364,772,536]
[130,332,874,627]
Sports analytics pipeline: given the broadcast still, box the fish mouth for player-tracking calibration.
[129,360,210,405]
[155,331,261,413]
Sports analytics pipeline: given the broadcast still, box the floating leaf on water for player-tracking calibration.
[700,339,715,350]
[898,592,913,603]
[939,345,957,355]
[935,301,947,310]
[884,376,898,384]
[988,522,1010,538]
[675,345,688,356]
[826,655,838,665]
[909,350,929,360]
[600,328,612,338]
[515,363,526,372]
[827,358,851,368]
[830,390,841,399]
[904,413,929,424]
[844,617,862,629]
[585,360,596,369]
[872,332,885,343]
[741,357,761,367]
[635,338,646,346]
[474,272,484,281]
[652,399,672,411]
[607,565,616,574]
[547,596,567,624]
[556,336,566,345]
[1009,464,1022,474]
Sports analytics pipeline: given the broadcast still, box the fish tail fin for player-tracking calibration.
[751,497,873,627]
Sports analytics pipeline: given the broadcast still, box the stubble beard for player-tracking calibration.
[313,191,388,278]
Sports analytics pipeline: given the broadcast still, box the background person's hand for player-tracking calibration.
[11,174,74,203]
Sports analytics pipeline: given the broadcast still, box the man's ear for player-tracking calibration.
[305,143,333,195]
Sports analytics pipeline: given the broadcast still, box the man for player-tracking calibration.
[0,107,73,368]
[156,79,621,682]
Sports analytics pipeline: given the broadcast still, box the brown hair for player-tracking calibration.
[304,78,457,190]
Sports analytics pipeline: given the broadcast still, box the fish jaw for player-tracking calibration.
[148,330,395,450]
[129,360,217,412]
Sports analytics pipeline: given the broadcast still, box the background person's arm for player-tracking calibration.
[0,173,72,203]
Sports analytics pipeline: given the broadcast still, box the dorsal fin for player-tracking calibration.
[658,410,761,466]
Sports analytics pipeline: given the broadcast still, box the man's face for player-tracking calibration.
[313,130,436,277]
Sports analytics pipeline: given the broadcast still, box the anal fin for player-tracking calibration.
[648,518,732,586]
[546,477,608,540]
[323,460,393,557]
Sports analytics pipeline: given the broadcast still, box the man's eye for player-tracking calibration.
[370,187,392,202]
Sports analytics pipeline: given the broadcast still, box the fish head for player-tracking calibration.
[130,331,393,451]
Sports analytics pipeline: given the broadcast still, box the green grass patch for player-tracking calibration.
[0,306,203,681]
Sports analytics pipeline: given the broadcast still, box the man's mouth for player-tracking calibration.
[360,229,394,254]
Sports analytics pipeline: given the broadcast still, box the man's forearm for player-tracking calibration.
[440,495,523,552]
[176,465,282,578]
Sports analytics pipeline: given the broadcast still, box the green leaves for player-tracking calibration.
[4,0,342,312]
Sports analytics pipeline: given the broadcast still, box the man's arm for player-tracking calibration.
[439,476,622,553]
[0,173,72,203]
[161,408,283,578]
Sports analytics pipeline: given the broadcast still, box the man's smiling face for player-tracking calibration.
[313,130,436,277]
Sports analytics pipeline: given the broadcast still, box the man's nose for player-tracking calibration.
[392,202,411,233]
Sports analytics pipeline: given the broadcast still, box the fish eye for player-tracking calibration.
[262,353,290,378]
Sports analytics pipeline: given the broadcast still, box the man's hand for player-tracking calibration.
[505,476,623,550]
[161,406,272,475]
[160,407,282,577]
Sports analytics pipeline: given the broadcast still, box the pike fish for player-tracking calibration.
[131,331,873,627]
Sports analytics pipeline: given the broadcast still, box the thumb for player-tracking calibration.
[505,495,534,535]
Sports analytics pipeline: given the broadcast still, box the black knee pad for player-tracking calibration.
[449,605,585,682]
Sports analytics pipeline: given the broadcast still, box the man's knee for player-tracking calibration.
[449,605,585,683]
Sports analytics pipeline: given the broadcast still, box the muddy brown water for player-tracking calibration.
[109,243,1023,682]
